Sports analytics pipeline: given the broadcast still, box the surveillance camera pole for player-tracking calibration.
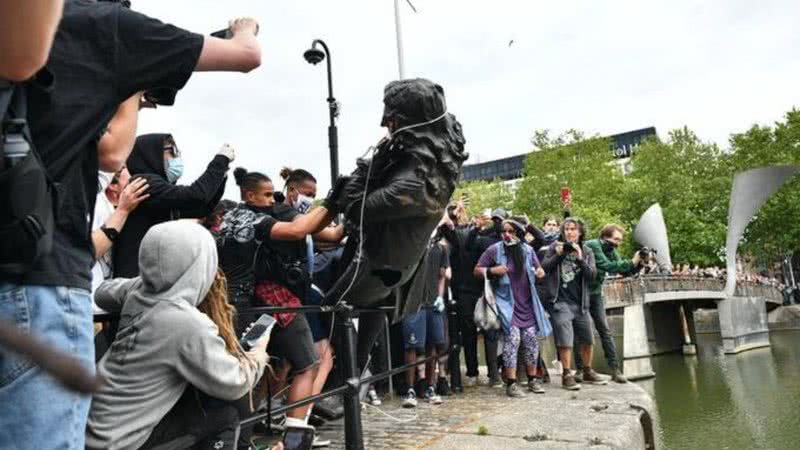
[306,39,339,188]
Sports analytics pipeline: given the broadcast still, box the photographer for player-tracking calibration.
[577,224,643,383]
[0,2,262,447]
[113,135,233,278]
[539,218,599,390]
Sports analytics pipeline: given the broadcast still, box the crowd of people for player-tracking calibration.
[9,2,794,450]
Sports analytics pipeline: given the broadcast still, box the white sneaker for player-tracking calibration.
[425,386,442,405]
[401,388,417,408]
[367,388,382,406]
[312,436,331,448]
[464,376,478,387]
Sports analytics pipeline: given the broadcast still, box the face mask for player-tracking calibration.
[602,239,619,249]
[165,158,184,184]
[292,193,313,214]
[543,231,559,242]
[503,234,519,246]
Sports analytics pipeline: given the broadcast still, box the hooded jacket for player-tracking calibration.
[113,133,230,277]
[328,79,467,318]
[86,221,265,450]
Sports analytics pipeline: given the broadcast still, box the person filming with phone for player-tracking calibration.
[86,221,271,450]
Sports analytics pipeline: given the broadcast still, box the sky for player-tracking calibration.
[133,0,800,197]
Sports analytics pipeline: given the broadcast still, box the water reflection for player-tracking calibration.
[622,331,800,450]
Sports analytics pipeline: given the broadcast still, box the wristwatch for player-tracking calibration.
[100,225,120,242]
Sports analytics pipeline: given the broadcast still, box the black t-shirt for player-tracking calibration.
[558,255,583,306]
[12,1,203,289]
[423,242,450,306]
[217,204,278,295]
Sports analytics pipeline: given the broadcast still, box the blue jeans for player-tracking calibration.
[0,284,95,450]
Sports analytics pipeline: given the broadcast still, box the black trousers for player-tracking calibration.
[575,293,620,371]
[139,387,243,450]
[456,293,499,379]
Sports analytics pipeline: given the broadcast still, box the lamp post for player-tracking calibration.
[303,39,340,188]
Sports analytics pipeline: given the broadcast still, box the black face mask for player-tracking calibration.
[602,239,618,250]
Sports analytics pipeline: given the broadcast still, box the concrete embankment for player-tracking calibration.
[694,304,800,333]
[308,370,658,450]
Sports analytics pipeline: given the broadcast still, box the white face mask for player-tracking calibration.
[293,193,313,214]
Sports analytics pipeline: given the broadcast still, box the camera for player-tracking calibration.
[638,247,658,261]
[560,241,579,253]
[284,261,307,287]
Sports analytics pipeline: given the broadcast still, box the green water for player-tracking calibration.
[631,331,800,450]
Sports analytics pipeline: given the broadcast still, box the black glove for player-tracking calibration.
[322,175,353,213]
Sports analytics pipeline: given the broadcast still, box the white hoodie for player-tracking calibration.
[86,221,266,450]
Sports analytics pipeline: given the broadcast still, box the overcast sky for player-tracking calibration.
[133,0,800,196]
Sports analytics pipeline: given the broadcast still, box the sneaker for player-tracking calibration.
[488,377,503,388]
[401,388,417,408]
[573,370,584,384]
[308,413,326,428]
[582,368,609,385]
[612,369,629,384]
[506,382,525,398]
[527,378,545,394]
[312,436,331,448]
[425,387,442,405]
[436,377,451,397]
[367,388,382,406]
[464,376,478,387]
[562,372,581,391]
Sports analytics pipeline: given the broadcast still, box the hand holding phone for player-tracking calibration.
[240,314,276,351]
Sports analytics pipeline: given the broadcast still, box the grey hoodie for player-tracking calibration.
[86,221,266,450]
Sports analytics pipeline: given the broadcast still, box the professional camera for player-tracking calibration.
[638,247,658,261]
[283,260,307,288]
[560,241,580,253]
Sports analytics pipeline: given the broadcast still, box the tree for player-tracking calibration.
[727,109,800,264]
[515,129,627,240]
[621,127,731,266]
[452,180,515,219]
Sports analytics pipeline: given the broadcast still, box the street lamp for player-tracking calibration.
[303,39,340,188]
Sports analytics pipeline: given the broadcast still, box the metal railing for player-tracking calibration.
[94,302,460,450]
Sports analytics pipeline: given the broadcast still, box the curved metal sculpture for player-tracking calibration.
[633,203,673,271]
[725,165,800,295]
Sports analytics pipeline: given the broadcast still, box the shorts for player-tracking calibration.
[402,307,445,351]
[267,314,319,374]
[305,286,332,342]
[545,300,593,348]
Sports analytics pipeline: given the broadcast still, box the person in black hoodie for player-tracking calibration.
[113,133,233,277]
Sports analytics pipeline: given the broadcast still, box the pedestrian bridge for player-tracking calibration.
[602,276,784,309]
[597,276,783,380]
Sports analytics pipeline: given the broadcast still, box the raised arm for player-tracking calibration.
[97,92,144,172]
[0,0,63,81]
[195,18,261,72]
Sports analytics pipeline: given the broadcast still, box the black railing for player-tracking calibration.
[94,302,460,450]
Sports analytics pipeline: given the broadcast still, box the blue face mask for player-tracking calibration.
[165,158,184,184]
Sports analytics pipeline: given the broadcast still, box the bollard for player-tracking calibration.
[338,305,365,450]
[446,302,462,391]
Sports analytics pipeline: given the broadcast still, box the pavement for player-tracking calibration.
[253,371,656,450]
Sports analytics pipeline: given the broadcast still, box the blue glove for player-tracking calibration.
[433,296,445,313]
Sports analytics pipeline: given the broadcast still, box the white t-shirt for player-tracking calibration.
[91,172,115,312]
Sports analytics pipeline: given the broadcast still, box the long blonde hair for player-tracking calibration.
[198,269,244,359]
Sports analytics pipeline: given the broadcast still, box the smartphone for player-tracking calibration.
[240,314,276,351]
[283,426,314,450]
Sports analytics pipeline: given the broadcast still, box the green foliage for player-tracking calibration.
[621,128,732,266]
[452,180,515,218]
[515,130,627,240]
[477,425,489,436]
[456,109,800,266]
[727,109,800,262]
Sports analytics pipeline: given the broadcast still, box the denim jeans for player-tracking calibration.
[0,284,95,450]
[575,292,619,371]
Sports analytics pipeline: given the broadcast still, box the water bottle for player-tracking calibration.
[2,119,30,168]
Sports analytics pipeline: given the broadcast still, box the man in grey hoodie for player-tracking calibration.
[86,221,268,450]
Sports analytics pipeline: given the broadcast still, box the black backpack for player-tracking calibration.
[0,79,54,275]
